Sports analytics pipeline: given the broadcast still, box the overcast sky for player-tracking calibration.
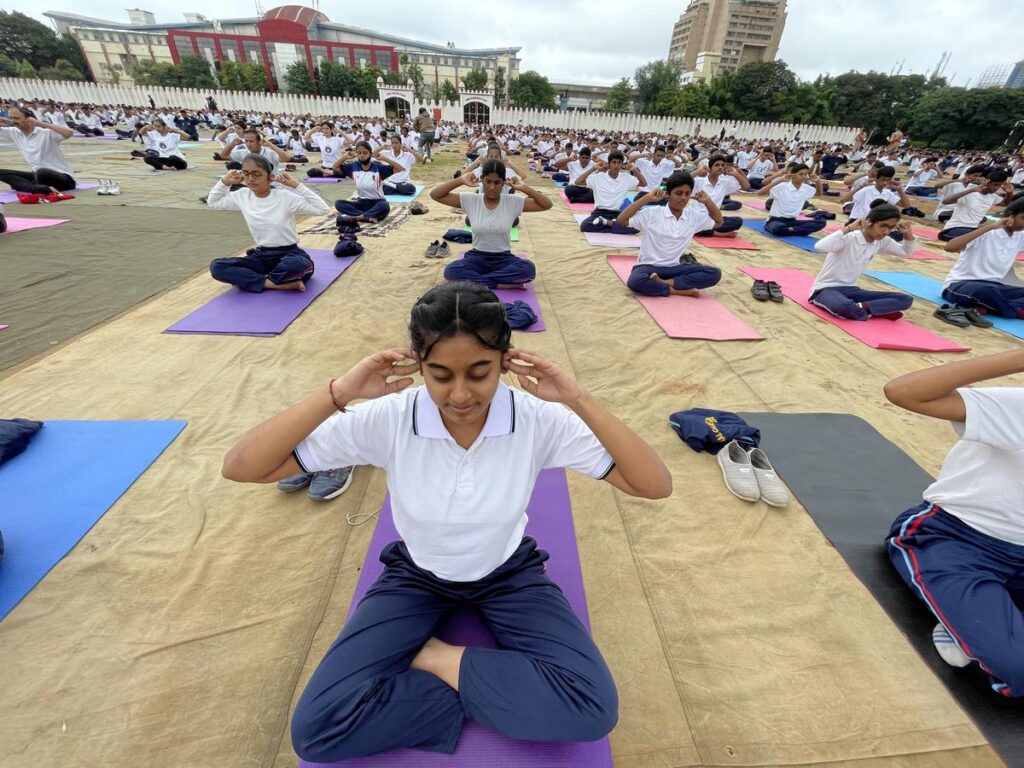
[10,0,1016,88]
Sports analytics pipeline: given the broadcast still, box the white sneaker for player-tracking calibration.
[108,180,121,195]
[932,624,971,668]
[593,216,608,227]
[97,179,109,195]
[717,440,760,502]
[748,448,789,507]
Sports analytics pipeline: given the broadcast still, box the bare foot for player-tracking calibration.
[410,637,465,690]
[651,274,699,297]
[265,279,306,291]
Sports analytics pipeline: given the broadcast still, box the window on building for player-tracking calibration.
[375,50,392,70]
[355,48,371,67]
[243,41,261,63]
[311,45,328,67]
[173,35,196,55]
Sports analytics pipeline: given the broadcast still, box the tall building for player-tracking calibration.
[976,60,1024,89]
[667,0,787,82]
[44,5,521,94]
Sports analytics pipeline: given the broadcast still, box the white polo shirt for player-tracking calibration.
[381,149,416,183]
[849,184,900,220]
[229,145,280,171]
[631,204,714,267]
[635,157,677,192]
[0,126,75,178]
[693,174,741,207]
[943,227,1024,288]
[945,190,1003,231]
[294,383,614,582]
[586,171,639,210]
[767,181,816,219]
[924,387,1024,545]
[811,229,914,295]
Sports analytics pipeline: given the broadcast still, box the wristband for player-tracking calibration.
[328,379,348,413]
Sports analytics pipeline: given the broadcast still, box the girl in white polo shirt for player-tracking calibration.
[884,349,1024,697]
[938,198,1024,321]
[222,281,672,761]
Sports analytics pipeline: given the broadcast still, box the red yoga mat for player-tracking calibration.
[738,266,968,352]
[607,254,763,341]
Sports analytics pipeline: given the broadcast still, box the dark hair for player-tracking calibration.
[242,153,273,174]
[867,200,900,222]
[1001,196,1024,218]
[480,158,506,179]
[664,171,695,194]
[654,144,667,153]
[354,140,373,154]
[965,164,987,176]
[789,163,810,174]
[608,150,625,163]
[410,282,512,359]
[986,170,1008,183]
[579,147,592,157]
[709,154,729,166]
[876,165,896,179]
[243,128,261,140]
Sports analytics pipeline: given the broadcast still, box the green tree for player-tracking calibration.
[216,60,244,90]
[907,86,1024,150]
[131,60,177,86]
[398,54,426,101]
[633,60,681,114]
[653,85,683,116]
[603,77,632,112]
[14,59,37,79]
[38,58,84,81]
[440,79,459,102]
[508,70,557,109]
[53,35,86,76]
[428,81,441,102]
[174,55,217,89]
[724,60,797,121]
[346,65,380,99]
[672,83,713,118]
[786,81,832,124]
[239,62,267,91]
[462,66,488,91]
[0,52,19,77]
[0,11,58,71]
[318,60,350,97]
[284,60,315,94]
[494,66,506,104]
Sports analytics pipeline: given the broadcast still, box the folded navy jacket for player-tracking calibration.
[0,418,43,467]
[668,408,759,455]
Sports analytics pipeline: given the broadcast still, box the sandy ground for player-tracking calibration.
[0,134,1013,767]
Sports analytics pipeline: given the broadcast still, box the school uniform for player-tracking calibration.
[0,125,77,193]
[693,175,743,235]
[809,229,914,320]
[444,193,534,288]
[939,190,1004,241]
[288,138,308,163]
[906,168,939,196]
[886,387,1024,697]
[625,204,721,297]
[380,150,417,196]
[227,145,280,172]
[747,159,774,189]
[849,185,906,239]
[765,182,826,237]
[934,181,966,222]
[564,160,595,202]
[206,181,330,292]
[288,382,618,761]
[306,136,344,175]
[333,161,394,222]
[580,171,640,234]
[635,158,677,193]
[941,227,1024,317]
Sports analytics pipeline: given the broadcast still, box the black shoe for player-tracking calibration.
[933,304,971,328]
[963,308,994,328]
[766,281,784,303]
[751,279,770,301]
[679,252,698,265]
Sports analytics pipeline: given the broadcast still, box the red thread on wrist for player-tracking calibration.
[328,379,348,412]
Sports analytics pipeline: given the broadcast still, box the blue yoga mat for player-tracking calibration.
[384,184,425,204]
[0,420,186,620]
[865,270,1024,341]
[744,220,821,253]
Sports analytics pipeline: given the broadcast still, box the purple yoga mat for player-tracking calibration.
[164,249,357,336]
[457,253,545,332]
[0,182,99,204]
[300,468,613,768]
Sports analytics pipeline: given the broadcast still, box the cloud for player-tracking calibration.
[12,0,1013,87]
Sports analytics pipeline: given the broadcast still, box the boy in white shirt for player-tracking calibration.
[574,151,647,233]
[692,155,749,237]
[757,164,827,238]
[939,171,1015,241]
[616,172,723,297]
[560,147,596,202]
[905,158,945,197]
[884,348,1024,697]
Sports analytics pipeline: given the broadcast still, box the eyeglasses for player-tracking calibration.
[240,170,266,178]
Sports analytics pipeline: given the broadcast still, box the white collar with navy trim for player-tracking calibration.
[413,381,515,440]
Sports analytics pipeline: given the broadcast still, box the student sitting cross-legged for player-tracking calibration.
[575,151,647,234]
[810,201,916,321]
[221,281,672,761]
[757,163,827,237]
[616,172,723,298]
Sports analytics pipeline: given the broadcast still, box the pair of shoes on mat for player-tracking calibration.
[97,179,121,196]
[678,252,699,265]
[717,440,789,507]
[934,304,994,328]
[425,240,450,258]
[277,466,354,501]
[750,280,783,303]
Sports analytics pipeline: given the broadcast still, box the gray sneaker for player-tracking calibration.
[717,440,760,502]
[277,472,314,492]
[747,448,789,507]
[308,466,355,501]
[425,240,440,258]
[436,241,451,258]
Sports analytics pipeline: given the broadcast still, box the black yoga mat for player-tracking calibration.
[740,412,1024,767]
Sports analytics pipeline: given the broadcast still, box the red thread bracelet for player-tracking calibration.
[328,379,348,412]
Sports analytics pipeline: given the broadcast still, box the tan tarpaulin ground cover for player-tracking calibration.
[0,136,1010,767]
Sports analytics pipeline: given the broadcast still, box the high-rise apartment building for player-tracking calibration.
[668,0,787,81]
[976,60,1024,89]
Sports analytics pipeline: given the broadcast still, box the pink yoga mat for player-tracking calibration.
[2,217,69,235]
[738,266,968,352]
[300,469,613,768]
[742,198,813,220]
[693,235,760,250]
[573,214,640,247]
[821,227,949,260]
[0,325,8,331]
[607,254,762,341]
[558,189,594,212]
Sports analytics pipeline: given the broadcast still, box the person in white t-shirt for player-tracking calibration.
[692,155,749,237]
[616,172,723,297]
[206,153,330,292]
[375,134,422,197]
[846,166,911,237]
[222,281,671,760]
[575,151,647,233]
[757,164,827,237]
[884,348,1024,697]
[138,118,191,171]
[810,202,916,320]
[0,105,77,194]
[932,164,986,223]
[936,200,1024,323]
[304,123,346,177]
[938,171,1015,241]
[633,145,681,194]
